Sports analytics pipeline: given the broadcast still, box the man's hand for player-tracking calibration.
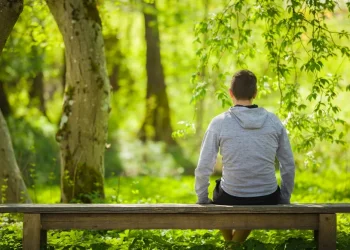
[196,197,213,204]
[278,195,290,204]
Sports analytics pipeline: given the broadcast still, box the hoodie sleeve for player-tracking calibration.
[276,126,295,204]
[194,118,221,204]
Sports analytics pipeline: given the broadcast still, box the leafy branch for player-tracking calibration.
[193,0,350,153]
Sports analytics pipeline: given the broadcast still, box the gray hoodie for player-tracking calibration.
[195,106,295,204]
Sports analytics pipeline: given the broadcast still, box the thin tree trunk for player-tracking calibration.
[0,111,31,203]
[29,71,47,116]
[46,0,110,203]
[0,0,31,203]
[104,35,121,92]
[29,46,47,116]
[0,81,11,117]
[109,64,120,92]
[140,1,195,173]
[140,1,175,145]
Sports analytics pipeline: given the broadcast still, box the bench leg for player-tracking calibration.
[41,229,48,249]
[23,214,47,250]
[314,214,336,250]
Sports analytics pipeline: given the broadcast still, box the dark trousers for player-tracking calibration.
[213,179,280,205]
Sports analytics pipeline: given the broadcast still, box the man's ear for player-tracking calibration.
[252,91,257,99]
[229,89,234,98]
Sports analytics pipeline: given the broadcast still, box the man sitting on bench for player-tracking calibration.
[195,69,295,242]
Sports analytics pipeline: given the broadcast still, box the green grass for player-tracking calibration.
[1,170,350,249]
[28,169,350,204]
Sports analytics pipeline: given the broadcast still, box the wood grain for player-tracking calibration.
[1,203,350,214]
[316,214,336,250]
[41,213,319,230]
[23,214,41,250]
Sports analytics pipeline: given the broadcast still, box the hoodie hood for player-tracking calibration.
[229,106,268,129]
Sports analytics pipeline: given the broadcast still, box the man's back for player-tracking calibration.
[210,106,292,198]
[195,105,294,204]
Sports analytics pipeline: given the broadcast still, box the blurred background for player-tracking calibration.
[1,0,349,188]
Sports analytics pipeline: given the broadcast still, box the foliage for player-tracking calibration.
[193,0,350,153]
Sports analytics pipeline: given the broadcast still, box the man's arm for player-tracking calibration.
[276,126,295,204]
[195,128,220,204]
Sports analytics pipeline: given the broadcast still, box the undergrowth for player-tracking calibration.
[0,170,349,249]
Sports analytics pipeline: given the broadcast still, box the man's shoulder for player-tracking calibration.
[208,112,229,131]
[213,111,229,120]
[212,111,232,123]
[263,109,284,128]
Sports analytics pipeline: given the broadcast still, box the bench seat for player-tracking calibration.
[1,203,350,250]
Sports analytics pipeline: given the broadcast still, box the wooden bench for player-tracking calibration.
[1,204,350,250]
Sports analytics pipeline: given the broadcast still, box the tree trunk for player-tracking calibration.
[0,0,30,203]
[0,0,23,52]
[104,35,121,92]
[62,49,66,93]
[0,111,31,203]
[140,1,195,173]
[46,0,110,203]
[139,1,175,145]
[29,71,47,116]
[0,80,11,117]
[29,45,47,116]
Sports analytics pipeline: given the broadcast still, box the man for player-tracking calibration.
[195,70,295,242]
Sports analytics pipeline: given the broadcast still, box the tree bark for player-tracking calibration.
[140,1,195,173]
[29,46,47,116]
[62,50,66,94]
[0,80,11,117]
[29,71,47,116]
[0,111,31,203]
[104,35,121,92]
[0,0,30,203]
[139,1,175,145]
[0,0,23,52]
[46,0,110,203]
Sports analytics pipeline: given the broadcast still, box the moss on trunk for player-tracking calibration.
[62,161,104,203]
[83,0,101,25]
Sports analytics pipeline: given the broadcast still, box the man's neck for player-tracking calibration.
[234,99,252,106]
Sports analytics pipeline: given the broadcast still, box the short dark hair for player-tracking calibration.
[230,70,257,100]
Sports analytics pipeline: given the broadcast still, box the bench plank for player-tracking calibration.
[41,213,319,230]
[1,203,350,214]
